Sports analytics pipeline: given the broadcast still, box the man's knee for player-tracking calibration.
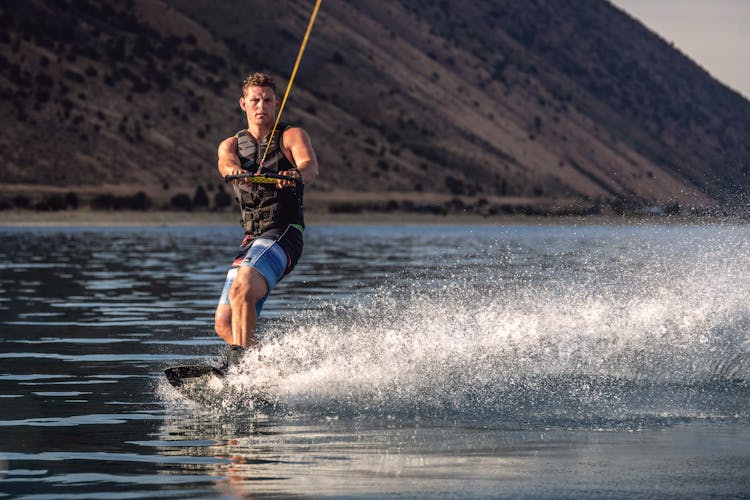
[229,276,251,303]
[214,307,232,342]
[229,268,267,304]
[215,305,231,330]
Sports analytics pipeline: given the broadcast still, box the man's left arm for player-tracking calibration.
[280,127,318,187]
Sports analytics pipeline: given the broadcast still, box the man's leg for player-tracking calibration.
[214,237,290,367]
[228,266,269,348]
[214,303,233,344]
[215,267,237,344]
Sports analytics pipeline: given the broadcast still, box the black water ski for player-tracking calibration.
[165,363,273,408]
[164,364,224,388]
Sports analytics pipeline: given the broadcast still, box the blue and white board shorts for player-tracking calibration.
[217,237,291,315]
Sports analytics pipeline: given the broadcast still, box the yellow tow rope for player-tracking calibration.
[259,0,323,168]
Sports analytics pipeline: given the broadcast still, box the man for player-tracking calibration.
[215,72,318,369]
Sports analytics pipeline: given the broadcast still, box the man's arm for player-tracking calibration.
[281,127,319,186]
[217,136,242,178]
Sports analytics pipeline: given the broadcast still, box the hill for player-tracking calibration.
[2,0,749,216]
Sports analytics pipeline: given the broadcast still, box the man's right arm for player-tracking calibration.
[217,136,242,178]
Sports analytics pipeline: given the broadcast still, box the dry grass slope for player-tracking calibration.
[1,0,748,216]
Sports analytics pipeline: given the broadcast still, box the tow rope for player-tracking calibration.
[258,0,323,170]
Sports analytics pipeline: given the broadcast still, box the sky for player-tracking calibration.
[611,0,750,99]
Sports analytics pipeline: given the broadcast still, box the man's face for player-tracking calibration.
[240,86,278,127]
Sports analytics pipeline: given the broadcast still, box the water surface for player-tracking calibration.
[0,223,748,498]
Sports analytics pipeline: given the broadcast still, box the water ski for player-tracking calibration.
[165,362,274,409]
[164,364,224,388]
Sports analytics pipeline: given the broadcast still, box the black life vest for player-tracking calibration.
[235,124,304,236]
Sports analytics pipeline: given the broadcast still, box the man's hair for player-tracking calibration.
[242,72,277,96]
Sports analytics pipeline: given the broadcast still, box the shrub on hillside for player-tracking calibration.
[193,186,209,208]
[34,194,67,211]
[170,193,193,211]
[213,190,233,210]
[90,192,152,210]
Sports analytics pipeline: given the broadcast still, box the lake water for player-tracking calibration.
[0,222,748,498]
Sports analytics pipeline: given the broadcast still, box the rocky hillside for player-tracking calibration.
[2,0,749,215]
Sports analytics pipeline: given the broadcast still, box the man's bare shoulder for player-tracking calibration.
[218,135,238,154]
[282,126,312,145]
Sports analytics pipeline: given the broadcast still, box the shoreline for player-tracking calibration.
[0,208,747,227]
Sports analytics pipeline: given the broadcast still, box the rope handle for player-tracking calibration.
[224,172,303,185]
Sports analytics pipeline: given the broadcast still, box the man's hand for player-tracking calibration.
[227,169,253,187]
[276,168,301,189]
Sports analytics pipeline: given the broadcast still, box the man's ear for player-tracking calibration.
[239,97,246,111]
